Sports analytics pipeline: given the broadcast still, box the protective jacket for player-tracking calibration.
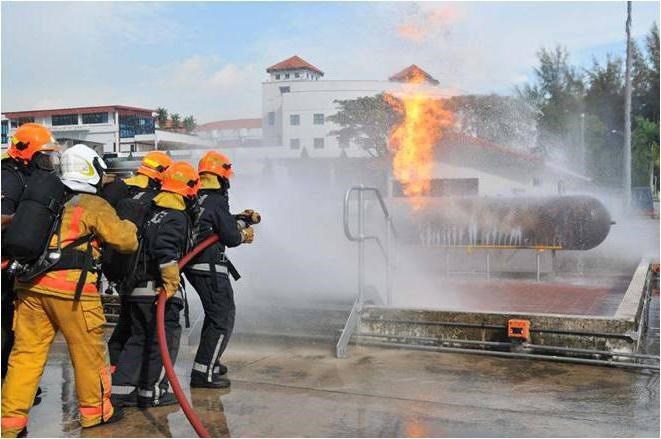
[129,192,192,302]
[14,194,138,301]
[189,184,242,268]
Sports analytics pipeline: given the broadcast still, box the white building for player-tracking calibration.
[195,118,262,147]
[261,56,450,157]
[1,105,212,155]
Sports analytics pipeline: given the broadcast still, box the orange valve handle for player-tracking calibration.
[156,234,219,438]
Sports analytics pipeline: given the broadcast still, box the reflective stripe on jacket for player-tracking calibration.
[14,193,138,300]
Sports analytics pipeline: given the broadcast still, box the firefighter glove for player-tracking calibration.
[159,261,181,298]
[241,227,255,244]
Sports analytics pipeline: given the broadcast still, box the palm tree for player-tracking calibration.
[183,115,197,133]
[170,113,181,130]
[156,107,168,129]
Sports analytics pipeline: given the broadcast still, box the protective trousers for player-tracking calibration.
[111,299,182,403]
[107,297,131,367]
[1,291,113,437]
[187,270,235,381]
[1,272,15,379]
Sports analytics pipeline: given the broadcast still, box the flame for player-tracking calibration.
[386,70,453,207]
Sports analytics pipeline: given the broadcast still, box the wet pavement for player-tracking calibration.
[20,333,660,438]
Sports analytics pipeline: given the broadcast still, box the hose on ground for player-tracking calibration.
[156,234,219,438]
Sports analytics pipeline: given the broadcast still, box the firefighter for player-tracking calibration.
[185,151,256,388]
[1,123,60,382]
[111,161,200,408]
[103,151,173,367]
[1,144,139,437]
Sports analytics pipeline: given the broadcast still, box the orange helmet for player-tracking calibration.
[8,123,60,162]
[160,161,200,198]
[137,151,173,181]
[198,151,234,179]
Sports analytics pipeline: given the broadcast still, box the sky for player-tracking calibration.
[1,1,659,123]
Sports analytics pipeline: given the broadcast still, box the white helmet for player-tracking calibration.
[59,144,107,194]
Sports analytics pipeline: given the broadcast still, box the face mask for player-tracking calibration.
[32,151,60,172]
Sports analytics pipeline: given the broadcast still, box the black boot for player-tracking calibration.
[137,390,178,408]
[190,370,230,389]
[83,406,125,428]
[214,363,228,376]
[110,389,138,408]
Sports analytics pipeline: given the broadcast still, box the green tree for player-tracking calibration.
[170,113,181,130]
[644,22,659,123]
[326,93,401,157]
[183,115,197,133]
[156,107,168,129]
[632,116,660,189]
[445,94,539,151]
[516,46,585,162]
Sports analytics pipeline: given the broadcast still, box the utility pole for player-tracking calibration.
[623,1,633,211]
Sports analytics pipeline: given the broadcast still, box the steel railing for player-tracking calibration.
[337,185,396,358]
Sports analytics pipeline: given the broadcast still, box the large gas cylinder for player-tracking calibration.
[390,195,612,250]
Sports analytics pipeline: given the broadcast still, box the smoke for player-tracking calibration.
[178,140,658,341]
[395,3,464,43]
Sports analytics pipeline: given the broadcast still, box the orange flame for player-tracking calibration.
[386,71,452,206]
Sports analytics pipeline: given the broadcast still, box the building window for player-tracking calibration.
[295,72,300,78]
[119,115,155,138]
[285,73,290,79]
[290,114,300,126]
[279,86,290,94]
[313,113,324,125]
[10,117,34,128]
[1,120,8,144]
[314,138,324,149]
[290,138,300,149]
[51,114,79,126]
[268,112,275,126]
[82,112,109,124]
[532,177,542,187]
[275,74,280,80]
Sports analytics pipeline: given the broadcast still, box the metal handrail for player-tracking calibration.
[337,185,396,358]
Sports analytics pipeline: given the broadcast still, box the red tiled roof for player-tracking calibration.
[3,105,154,119]
[444,132,543,163]
[196,118,262,132]
[267,55,324,75]
[389,65,439,85]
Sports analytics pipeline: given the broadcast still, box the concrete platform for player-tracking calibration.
[352,261,654,358]
[22,336,661,437]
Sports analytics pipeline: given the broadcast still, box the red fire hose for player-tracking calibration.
[156,234,220,438]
